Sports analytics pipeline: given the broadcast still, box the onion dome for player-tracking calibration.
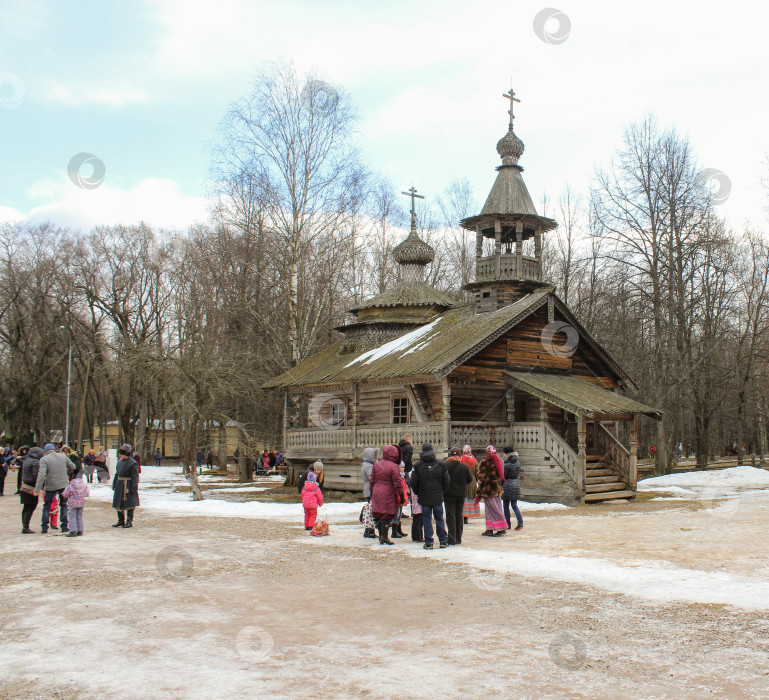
[393,229,435,266]
[497,128,525,167]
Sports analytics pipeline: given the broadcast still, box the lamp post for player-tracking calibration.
[60,326,72,446]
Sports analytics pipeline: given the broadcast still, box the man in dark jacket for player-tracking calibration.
[444,446,473,545]
[410,442,450,549]
[502,447,523,530]
[398,434,414,474]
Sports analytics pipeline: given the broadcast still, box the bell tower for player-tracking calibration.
[461,89,557,313]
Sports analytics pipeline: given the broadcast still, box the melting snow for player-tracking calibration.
[639,466,769,491]
[344,318,441,367]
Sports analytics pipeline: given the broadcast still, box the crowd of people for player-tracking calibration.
[5,442,141,535]
[6,433,522,549]
[296,434,524,548]
[364,437,523,548]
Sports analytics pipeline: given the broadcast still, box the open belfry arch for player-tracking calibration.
[265,90,661,504]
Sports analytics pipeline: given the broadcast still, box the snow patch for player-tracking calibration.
[638,467,769,491]
[344,318,440,367]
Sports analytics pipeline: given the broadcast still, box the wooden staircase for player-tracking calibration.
[583,450,635,503]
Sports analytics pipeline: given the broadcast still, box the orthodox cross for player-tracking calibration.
[401,186,424,230]
[502,88,520,128]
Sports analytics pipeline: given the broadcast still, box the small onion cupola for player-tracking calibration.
[392,186,435,283]
[335,186,453,349]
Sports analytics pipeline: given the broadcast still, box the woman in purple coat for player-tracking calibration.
[370,444,404,546]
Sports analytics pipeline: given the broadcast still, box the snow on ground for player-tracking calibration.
[304,519,769,611]
[91,466,569,522]
[90,465,769,611]
[639,466,769,491]
[203,486,269,493]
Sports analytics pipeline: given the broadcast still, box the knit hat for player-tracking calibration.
[43,443,55,452]
[307,472,317,482]
[448,446,462,457]
[422,442,433,452]
[503,446,514,454]
[312,460,324,471]
[119,443,132,454]
[89,449,95,454]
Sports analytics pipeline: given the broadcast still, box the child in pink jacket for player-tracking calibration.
[301,472,324,530]
[62,471,90,537]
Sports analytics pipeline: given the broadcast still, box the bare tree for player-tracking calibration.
[215,61,368,368]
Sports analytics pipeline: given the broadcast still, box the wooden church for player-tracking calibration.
[265,90,661,505]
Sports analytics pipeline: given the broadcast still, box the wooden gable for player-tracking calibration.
[449,305,619,390]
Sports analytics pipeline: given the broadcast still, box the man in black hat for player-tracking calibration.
[112,444,140,528]
[409,442,450,550]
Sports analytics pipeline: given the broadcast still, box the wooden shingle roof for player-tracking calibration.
[349,281,456,312]
[264,288,553,388]
[506,372,662,419]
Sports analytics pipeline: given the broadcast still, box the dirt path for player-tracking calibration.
[1,495,768,699]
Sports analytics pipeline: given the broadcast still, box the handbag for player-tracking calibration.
[360,502,374,529]
[19,482,35,494]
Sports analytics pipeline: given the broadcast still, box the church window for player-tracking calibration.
[330,400,346,427]
[392,397,410,424]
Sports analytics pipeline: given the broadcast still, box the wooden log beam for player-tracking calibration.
[406,385,425,423]
[577,415,586,496]
[629,414,639,490]
[442,378,451,453]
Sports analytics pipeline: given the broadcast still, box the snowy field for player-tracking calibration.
[2,465,769,698]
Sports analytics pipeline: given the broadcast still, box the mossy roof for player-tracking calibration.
[264,288,553,388]
[349,281,457,312]
[506,372,662,419]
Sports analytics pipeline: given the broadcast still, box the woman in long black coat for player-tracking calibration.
[19,447,43,533]
[112,444,140,528]
[502,447,523,531]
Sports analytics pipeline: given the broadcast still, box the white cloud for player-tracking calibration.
[3,178,209,231]
[0,205,25,224]
[39,79,150,107]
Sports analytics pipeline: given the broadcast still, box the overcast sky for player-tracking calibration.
[1,0,767,232]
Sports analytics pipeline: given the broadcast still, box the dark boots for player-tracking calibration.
[21,510,34,534]
[391,524,405,539]
[112,511,126,528]
[125,509,134,528]
[377,520,393,545]
[363,528,377,538]
[411,513,424,542]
